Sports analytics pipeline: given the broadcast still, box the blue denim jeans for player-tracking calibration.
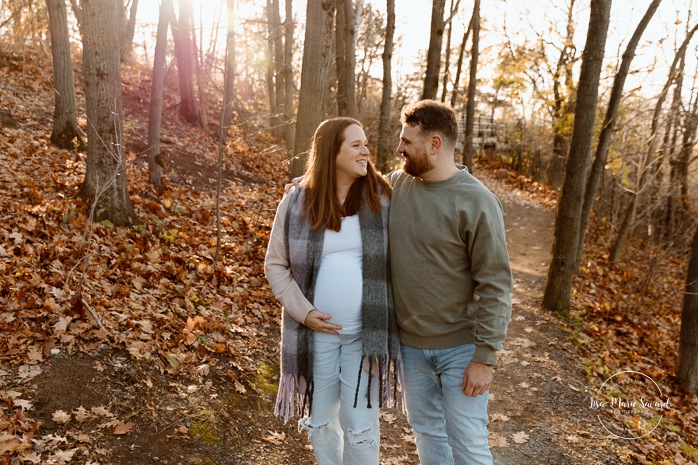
[401,343,492,465]
[298,332,380,465]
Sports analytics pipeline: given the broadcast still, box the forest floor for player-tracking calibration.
[1,50,697,465]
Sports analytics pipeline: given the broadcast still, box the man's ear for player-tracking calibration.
[430,134,443,152]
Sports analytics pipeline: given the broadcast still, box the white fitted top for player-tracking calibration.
[312,214,363,335]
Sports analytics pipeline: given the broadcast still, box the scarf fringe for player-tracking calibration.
[277,356,405,423]
[349,355,405,411]
[274,374,310,424]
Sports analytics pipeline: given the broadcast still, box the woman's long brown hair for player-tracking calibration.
[300,117,391,232]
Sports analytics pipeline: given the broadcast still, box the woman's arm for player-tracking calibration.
[264,193,315,324]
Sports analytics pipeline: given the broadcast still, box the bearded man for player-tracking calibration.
[387,99,513,465]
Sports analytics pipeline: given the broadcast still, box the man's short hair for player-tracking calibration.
[401,100,459,146]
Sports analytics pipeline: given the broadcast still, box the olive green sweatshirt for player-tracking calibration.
[388,169,513,366]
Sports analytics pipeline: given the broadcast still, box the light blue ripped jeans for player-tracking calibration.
[299,332,380,465]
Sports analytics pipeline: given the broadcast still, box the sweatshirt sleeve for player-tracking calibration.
[468,192,513,366]
[264,192,315,324]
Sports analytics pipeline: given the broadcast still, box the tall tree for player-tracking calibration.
[221,0,236,135]
[547,0,578,188]
[461,0,479,171]
[191,11,207,128]
[422,0,446,99]
[146,0,173,194]
[679,224,698,394]
[335,0,360,117]
[269,0,285,138]
[171,0,201,126]
[576,0,662,269]
[450,14,472,108]
[608,22,698,263]
[120,0,139,63]
[542,0,612,313]
[440,0,461,102]
[661,55,687,239]
[78,0,137,225]
[669,94,698,229]
[266,0,279,137]
[290,0,335,178]
[282,0,295,149]
[376,0,395,172]
[46,0,85,151]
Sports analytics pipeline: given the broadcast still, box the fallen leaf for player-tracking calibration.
[52,410,71,424]
[261,430,285,444]
[49,447,77,464]
[488,433,508,447]
[234,380,246,394]
[73,406,91,422]
[76,432,94,444]
[511,431,529,444]
[9,232,23,244]
[14,399,33,411]
[91,406,114,417]
[0,433,30,454]
[113,421,135,435]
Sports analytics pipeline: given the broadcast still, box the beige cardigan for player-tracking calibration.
[264,193,315,325]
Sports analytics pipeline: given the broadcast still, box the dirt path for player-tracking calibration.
[478,170,633,464]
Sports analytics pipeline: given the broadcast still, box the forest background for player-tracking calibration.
[1,0,698,463]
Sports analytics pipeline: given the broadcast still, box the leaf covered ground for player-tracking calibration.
[1,50,696,464]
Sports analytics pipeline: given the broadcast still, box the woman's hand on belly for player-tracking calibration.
[304,309,343,334]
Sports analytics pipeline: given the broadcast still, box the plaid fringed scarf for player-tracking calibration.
[274,187,403,423]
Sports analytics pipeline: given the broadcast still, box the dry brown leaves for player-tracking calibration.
[0,50,289,464]
[574,236,698,460]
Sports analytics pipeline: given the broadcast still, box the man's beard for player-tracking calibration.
[402,149,434,177]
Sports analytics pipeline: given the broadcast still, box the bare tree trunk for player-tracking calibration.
[335,0,358,117]
[221,0,236,135]
[661,66,685,240]
[146,0,172,194]
[335,0,348,115]
[377,0,395,172]
[609,22,698,263]
[192,14,208,129]
[542,0,611,313]
[547,0,577,189]
[290,0,335,178]
[46,0,85,151]
[121,0,139,63]
[78,0,137,226]
[576,0,662,269]
[462,0,479,172]
[679,224,698,394]
[283,0,295,149]
[674,97,698,228]
[266,0,278,135]
[422,0,446,100]
[172,0,201,126]
[272,0,285,137]
[216,0,237,262]
[440,0,455,103]
[450,15,472,108]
